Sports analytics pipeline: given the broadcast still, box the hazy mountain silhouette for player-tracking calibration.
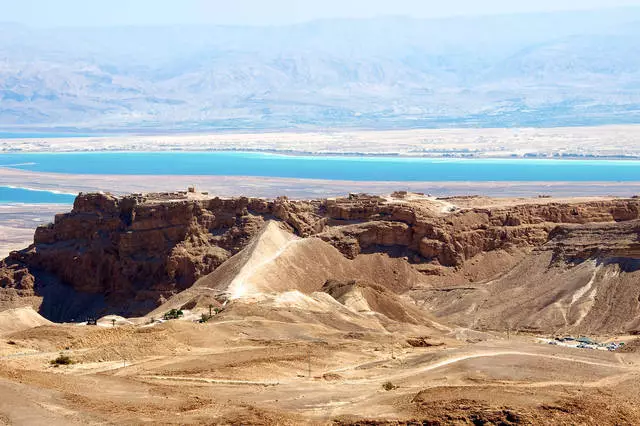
[1,8,640,130]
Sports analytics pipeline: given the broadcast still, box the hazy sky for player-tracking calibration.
[5,0,640,27]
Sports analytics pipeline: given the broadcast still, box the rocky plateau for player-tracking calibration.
[0,191,638,333]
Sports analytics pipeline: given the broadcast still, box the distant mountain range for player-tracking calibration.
[1,8,640,131]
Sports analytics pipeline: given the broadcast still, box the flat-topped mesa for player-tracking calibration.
[318,197,640,266]
[1,192,640,319]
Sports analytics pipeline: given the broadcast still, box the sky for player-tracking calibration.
[4,0,640,27]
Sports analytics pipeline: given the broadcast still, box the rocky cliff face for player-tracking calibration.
[423,218,640,334]
[1,193,324,315]
[318,195,639,267]
[546,220,640,263]
[1,192,639,320]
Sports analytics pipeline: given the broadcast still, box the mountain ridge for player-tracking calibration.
[2,9,640,130]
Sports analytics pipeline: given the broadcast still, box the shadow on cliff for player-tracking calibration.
[601,257,640,273]
[31,269,107,322]
[554,256,640,273]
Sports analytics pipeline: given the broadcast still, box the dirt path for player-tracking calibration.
[141,375,279,386]
[0,378,85,425]
[318,348,634,387]
[389,350,631,381]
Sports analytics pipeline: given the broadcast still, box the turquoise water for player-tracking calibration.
[0,187,76,204]
[0,152,639,182]
[0,132,93,139]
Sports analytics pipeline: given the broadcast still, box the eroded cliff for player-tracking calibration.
[1,191,638,322]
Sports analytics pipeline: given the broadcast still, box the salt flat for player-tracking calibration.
[0,204,67,258]
[2,125,640,158]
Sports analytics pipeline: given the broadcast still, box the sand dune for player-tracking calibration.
[156,221,429,318]
[0,307,52,336]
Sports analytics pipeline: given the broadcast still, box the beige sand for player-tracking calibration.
[0,307,52,336]
[2,125,640,158]
[0,313,638,424]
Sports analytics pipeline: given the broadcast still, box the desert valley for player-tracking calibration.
[3,2,640,424]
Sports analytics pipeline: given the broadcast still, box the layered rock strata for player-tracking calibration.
[1,192,638,318]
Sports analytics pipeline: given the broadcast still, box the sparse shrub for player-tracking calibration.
[50,353,74,366]
[199,313,211,323]
[163,309,184,320]
[6,340,16,345]
[382,381,396,391]
[407,337,445,348]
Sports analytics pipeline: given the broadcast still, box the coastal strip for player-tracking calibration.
[0,168,639,199]
[1,125,640,159]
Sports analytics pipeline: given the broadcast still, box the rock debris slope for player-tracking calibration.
[424,220,640,334]
[153,220,446,333]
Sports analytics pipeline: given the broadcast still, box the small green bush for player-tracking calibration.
[163,309,184,320]
[50,353,74,366]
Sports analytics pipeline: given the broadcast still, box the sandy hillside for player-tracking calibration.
[422,221,640,335]
[155,221,427,313]
[0,307,52,336]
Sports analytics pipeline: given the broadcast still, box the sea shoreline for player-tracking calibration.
[1,168,639,200]
[1,148,640,161]
[1,125,639,159]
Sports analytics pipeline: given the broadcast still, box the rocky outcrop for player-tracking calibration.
[0,259,35,293]
[1,193,324,315]
[546,220,640,263]
[422,217,640,334]
[1,192,639,319]
[317,196,639,267]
